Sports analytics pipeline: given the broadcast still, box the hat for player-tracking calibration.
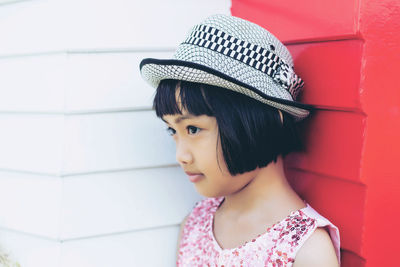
[139,14,314,121]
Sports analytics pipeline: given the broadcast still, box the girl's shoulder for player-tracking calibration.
[256,202,340,266]
[293,227,340,267]
[301,204,341,254]
[290,204,341,266]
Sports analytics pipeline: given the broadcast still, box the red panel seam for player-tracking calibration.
[287,167,367,186]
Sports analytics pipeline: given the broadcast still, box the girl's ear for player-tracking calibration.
[278,110,283,124]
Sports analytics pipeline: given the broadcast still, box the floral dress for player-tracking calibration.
[177,196,340,266]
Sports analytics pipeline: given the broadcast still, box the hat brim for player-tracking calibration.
[140,58,315,121]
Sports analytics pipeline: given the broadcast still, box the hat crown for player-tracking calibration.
[139,14,312,121]
[175,14,294,67]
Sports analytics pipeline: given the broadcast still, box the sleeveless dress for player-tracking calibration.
[177,196,340,266]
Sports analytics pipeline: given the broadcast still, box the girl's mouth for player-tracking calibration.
[185,172,204,183]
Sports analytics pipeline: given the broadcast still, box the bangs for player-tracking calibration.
[153,79,214,118]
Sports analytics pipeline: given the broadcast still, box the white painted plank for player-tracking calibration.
[0,111,175,174]
[0,229,60,267]
[0,225,180,267]
[66,51,173,111]
[0,0,61,56]
[0,51,171,112]
[0,114,64,174]
[61,166,202,239]
[0,166,202,241]
[63,111,176,174]
[0,171,61,239]
[61,226,179,267]
[0,54,67,112]
[0,0,231,55]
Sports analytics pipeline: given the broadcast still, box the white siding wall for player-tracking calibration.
[0,0,231,266]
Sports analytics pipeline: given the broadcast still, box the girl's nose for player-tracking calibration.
[176,141,193,165]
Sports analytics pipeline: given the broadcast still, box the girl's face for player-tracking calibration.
[162,110,260,198]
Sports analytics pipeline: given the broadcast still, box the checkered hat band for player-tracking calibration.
[182,24,304,99]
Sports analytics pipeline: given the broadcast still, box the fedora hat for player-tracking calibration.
[139,14,314,121]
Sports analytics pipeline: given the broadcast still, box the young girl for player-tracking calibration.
[140,14,340,267]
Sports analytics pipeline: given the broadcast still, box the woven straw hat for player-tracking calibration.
[139,14,314,121]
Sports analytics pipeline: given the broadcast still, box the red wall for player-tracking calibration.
[231,0,400,266]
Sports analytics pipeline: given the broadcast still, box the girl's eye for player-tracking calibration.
[187,125,201,135]
[166,127,176,136]
[166,126,201,136]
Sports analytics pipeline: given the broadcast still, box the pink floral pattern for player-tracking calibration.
[177,196,340,266]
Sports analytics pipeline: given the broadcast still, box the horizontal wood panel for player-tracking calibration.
[231,0,359,43]
[61,166,202,239]
[0,54,66,112]
[0,111,177,174]
[61,225,179,267]
[0,167,202,240]
[63,111,176,174]
[0,225,180,267]
[0,114,63,174]
[0,0,230,55]
[0,51,171,112]
[0,171,61,238]
[66,52,173,111]
[285,168,365,255]
[0,228,60,267]
[288,40,363,109]
[285,110,366,183]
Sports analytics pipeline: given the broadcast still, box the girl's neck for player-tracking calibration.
[218,155,305,217]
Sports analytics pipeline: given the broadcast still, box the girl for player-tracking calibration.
[140,14,340,267]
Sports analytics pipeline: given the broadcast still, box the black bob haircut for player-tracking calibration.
[153,79,304,176]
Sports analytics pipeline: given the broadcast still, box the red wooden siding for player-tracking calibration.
[285,111,366,183]
[357,0,400,266]
[285,169,366,255]
[231,0,359,43]
[288,40,363,110]
[232,0,400,266]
